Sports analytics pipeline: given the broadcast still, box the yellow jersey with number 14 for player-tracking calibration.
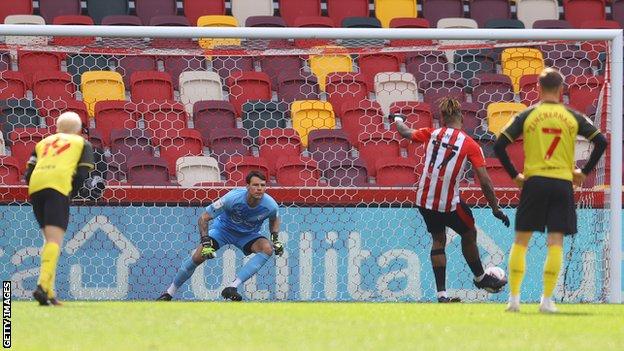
[28,133,94,196]
[501,102,600,181]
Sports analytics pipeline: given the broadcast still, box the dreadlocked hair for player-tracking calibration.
[438,97,462,125]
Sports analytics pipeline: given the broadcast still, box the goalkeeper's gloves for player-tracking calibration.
[492,209,510,228]
[389,113,407,123]
[271,232,284,257]
[200,236,216,259]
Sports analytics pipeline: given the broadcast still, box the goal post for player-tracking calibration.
[0,25,620,303]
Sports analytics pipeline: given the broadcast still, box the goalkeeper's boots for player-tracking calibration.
[474,273,507,293]
[437,296,461,303]
[33,285,50,306]
[156,292,173,301]
[221,287,242,301]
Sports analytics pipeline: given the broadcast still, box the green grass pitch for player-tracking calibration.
[11,302,624,351]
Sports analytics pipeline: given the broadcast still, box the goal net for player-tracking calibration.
[0,27,620,302]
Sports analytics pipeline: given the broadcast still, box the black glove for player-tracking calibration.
[271,232,284,256]
[492,209,510,227]
[389,113,407,123]
[200,236,216,259]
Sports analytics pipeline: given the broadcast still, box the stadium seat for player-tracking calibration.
[211,56,254,81]
[176,156,221,187]
[389,18,432,47]
[226,71,272,116]
[291,100,336,147]
[94,100,138,146]
[342,17,382,28]
[375,0,417,28]
[149,16,197,49]
[580,20,621,29]
[469,0,511,27]
[8,128,49,169]
[486,102,526,136]
[134,0,177,27]
[485,19,525,29]
[389,102,433,137]
[405,51,448,81]
[32,71,75,101]
[18,51,62,88]
[0,0,32,23]
[0,99,41,147]
[140,102,188,139]
[325,73,369,113]
[501,48,544,93]
[437,17,478,29]
[340,100,385,145]
[0,156,21,183]
[38,100,89,129]
[422,0,464,27]
[357,131,401,176]
[225,156,270,186]
[309,46,353,91]
[358,54,401,91]
[277,72,320,103]
[246,16,287,27]
[324,158,369,187]
[275,156,320,186]
[294,17,336,48]
[307,129,352,169]
[193,101,237,141]
[197,16,240,49]
[162,56,208,91]
[87,128,105,150]
[206,128,252,166]
[149,15,190,26]
[506,139,525,168]
[278,0,322,26]
[483,158,516,187]
[516,0,559,28]
[241,101,289,144]
[0,72,27,100]
[406,140,426,164]
[39,0,81,24]
[81,71,126,117]
[127,155,171,185]
[532,20,573,29]
[67,54,115,86]
[130,71,175,103]
[183,0,225,26]
[613,0,624,29]
[158,129,204,175]
[258,56,302,87]
[566,75,604,113]
[110,129,155,169]
[0,51,10,71]
[232,0,273,26]
[101,15,142,26]
[258,128,303,174]
[116,56,158,87]
[470,74,515,110]
[327,0,369,27]
[420,72,466,105]
[454,49,497,82]
[563,0,606,28]
[180,71,224,114]
[88,0,130,24]
[374,72,419,116]
[375,157,419,186]
[549,51,593,78]
[52,17,94,47]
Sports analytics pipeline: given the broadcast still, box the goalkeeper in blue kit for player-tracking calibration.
[157,171,282,301]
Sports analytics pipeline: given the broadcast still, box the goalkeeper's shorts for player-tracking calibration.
[209,228,265,255]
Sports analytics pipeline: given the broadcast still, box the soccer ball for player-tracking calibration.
[485,266,506,280]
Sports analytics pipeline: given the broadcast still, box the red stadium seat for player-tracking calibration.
[563,0,606,28]
[0,0,33,23]
[469,0,511,27]
[567,75,604,113]
[277,72,320,103]
[193,101,237,141]
[87,128,105,150]
[32,71,75,100]
[519,75,539,106]
[38,99,89,130]
[405,51,447,81]
[0,156,21,183]
[158,129,204,175]
[39,0,81,24]
[482,158,516,187]
[423,0,464,28]
[0,72,27,100]
[17,51,62,88]
[358,53,401,91]
[421,72,467,105]
[357,131,401,177]
[275,156,320,186]
[325,72,369,113]
[375,157,420,186]
[340,100,385,145]
[389,101,433,147]
[326,0,369,28]
[116,56,158,87]
[389,18,433,47]
[507,140,525,170]
[206,128,252,166]
[212,56,254,81]
[183,0,226,26]
[127,155,171,185]
[52,16,96,46]
[162,56,208,91]
[110,129,154,171]
[135,0,177,27]
[94,101,138,146]
[293,16,335,48]
[226,71,272,116]
[130,71,175,103]
[225,156,270,185]
[307,128,352,167]
[8,128,50,170]
[460,102,482,137]
[140,102,188,139]
[258,56,302,88]
[279,0,322,26]
[324,158,369,186]
[258,128,302,175]
[470,73,515,109]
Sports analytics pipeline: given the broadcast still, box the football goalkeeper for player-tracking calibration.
[157,170,283,301]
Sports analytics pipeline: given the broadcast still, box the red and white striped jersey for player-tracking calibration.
[412,127,486,212]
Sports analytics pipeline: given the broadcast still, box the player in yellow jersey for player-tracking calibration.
[494,68,607,313]
[26,112,94,306]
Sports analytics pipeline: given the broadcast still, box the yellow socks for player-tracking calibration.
[37,242,60,298]
[543,245,563,298]
[508,243,527,297]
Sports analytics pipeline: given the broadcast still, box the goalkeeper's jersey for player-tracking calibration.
[205,188,279,236]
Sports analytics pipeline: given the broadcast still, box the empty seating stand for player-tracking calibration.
[135,0,177,27]
[278,0,322,26]
[327,0,370,27]
[87,0,130,24]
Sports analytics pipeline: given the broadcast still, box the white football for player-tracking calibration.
[485,266,506,280]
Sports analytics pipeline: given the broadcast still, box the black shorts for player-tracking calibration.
[30,188,70,231]
[418,201,475,235]
[516,176,577,235]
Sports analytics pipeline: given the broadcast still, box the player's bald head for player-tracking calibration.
[56,111,82,134]
[538,68,564,93]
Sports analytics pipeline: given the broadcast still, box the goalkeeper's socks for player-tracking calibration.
[171,256,199,293]
[236,253,270,283]
[508,243,527,297]
[37,242,60,297]
[543,245,563,298]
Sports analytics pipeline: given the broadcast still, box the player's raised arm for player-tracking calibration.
[390,113,432,142]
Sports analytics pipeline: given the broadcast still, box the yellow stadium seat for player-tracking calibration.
[501,48,544,93]
[291,100,336,147]
[375,0,417,28]
[487,102,527,136]
[309,46,353,92]
[197,15,240,49]
[81,71,125,117]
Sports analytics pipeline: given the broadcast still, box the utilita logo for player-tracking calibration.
[2,281,10,349]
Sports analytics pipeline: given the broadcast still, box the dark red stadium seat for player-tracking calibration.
[324,158,368,186]
[482,158,516,187]
[117,56,158,87]
[469,0,511,27]
[277,73,320,103]
[460,102,482,137]
[111,129,154,170]
[39,0,81,24]
[550,51,593,77]
[307,129,352,169]
[88,0,130,25]
[212,56,254,81]
[17,52,62,88]
[420,72,466,105]
[389,18,433,47]
[405,51,447,81]
[613,0,624,29]
[279,0,322,26]
[38,99,89,130]
[225,156,270,186]
[0,51,10,71]
[507,140,524,169]
[326,0,369,27]
[567,75,604,113]
[226,71,272,116]
[162,56,208,91]
[158,129,204,175]
[259,56,302,87]
[32,71,75,100]
[580,20,621,29]
[149,15,190,26]
[358,54,401,91]
[183,0,226,26]
[94,101,138,146]
[206,128,252,166]
[519,75,539,106]
[193,101,237,141]
[127,155,171,185]
[563,0,606,28]
[87,128,105,150]
[325,73,369,113]
[340,100,385,145]
[423,0,464,27]
[101,15,141,26]
[52,16,96,46]
[0,72,27,100]
[135,0,177,27]
[532,20,573,29]
[140,102,188,139]
[293,16,335,47]
[246,16,287,27]
[376,157,420,186]
[9,128,49,170]
[0,156,21,183]
[0,0,33,23]
[130,71,175,103]
[357,131,401,177]
[258,128,302,175]
[275,156,320,186]
[470,73,515,109]
[149,15,196,48]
